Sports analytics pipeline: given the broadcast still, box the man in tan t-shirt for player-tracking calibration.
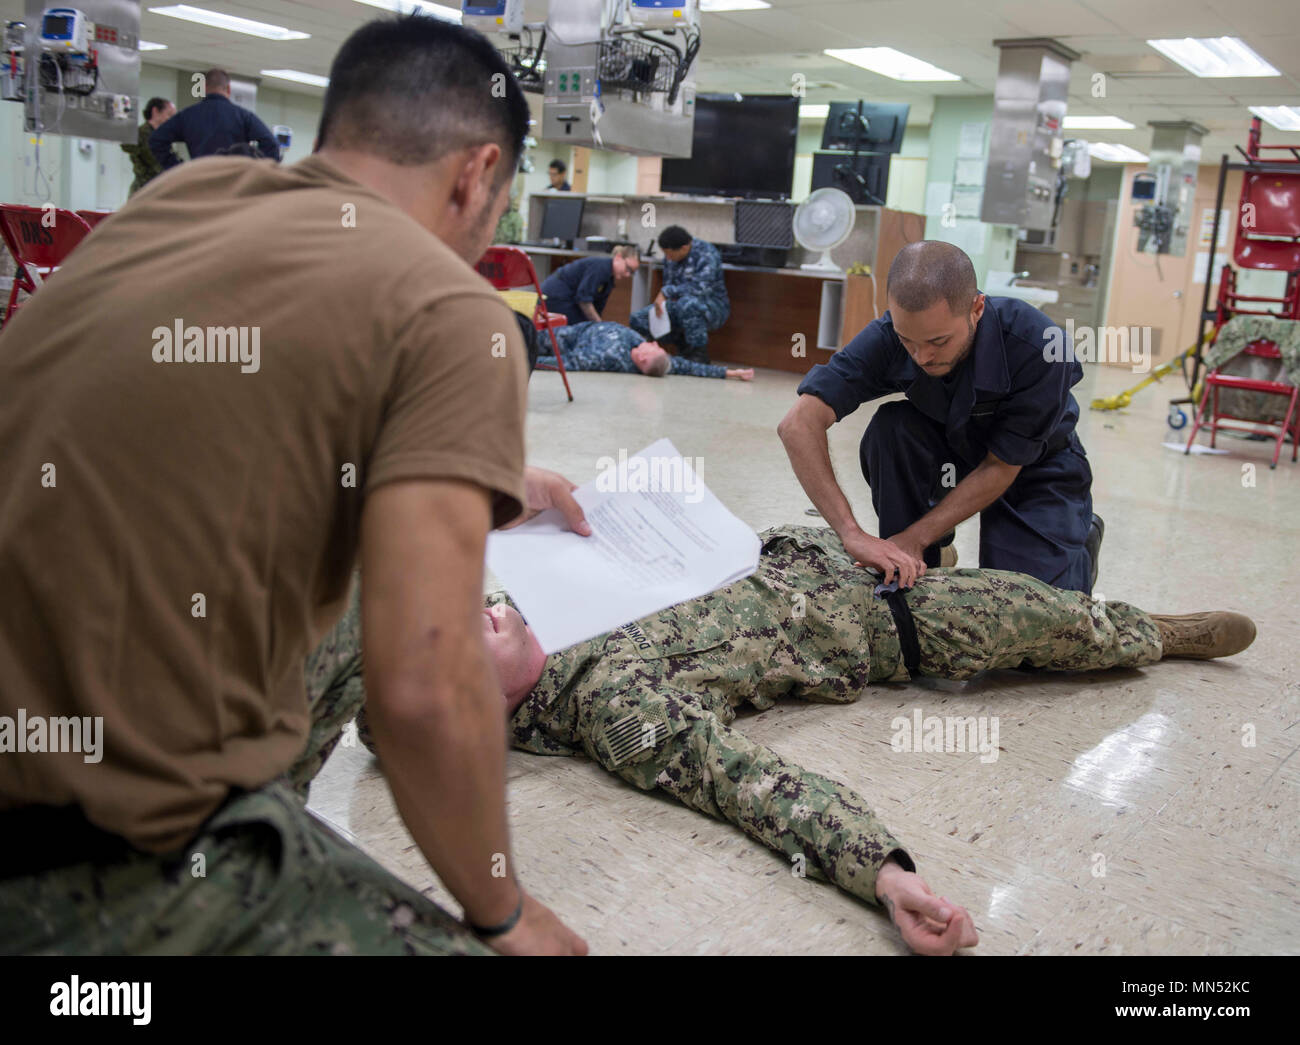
[0,16,585,955]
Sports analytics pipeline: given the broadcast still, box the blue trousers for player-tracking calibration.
[630,294,727,360]
[860,401,1095,593]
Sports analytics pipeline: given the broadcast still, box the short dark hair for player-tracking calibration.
[549,159,566,174]
[316,15,529,175]
[203,68,231,94]
[658,225,692,250]
[886,240,978,314]
[144,97,171,121]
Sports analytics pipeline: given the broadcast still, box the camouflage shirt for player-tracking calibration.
[121,122,164,194]
[507,525,905,757]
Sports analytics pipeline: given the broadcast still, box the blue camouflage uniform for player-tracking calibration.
[798,295,1095,593]
[540,256,616,326]
[630,240,729,360]
[538,321,727,378]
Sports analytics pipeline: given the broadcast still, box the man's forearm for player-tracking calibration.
[899,453,1020,547]
[367,636,518,927]
[778,406,866,539]
[579,302,601,322]
[360,480,521,929]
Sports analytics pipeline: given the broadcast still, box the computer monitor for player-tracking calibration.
[820,102,910,155]
[539,197,585,244]
[811,151,890,206]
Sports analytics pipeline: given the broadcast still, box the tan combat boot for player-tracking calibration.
[1150,612,1257,659]
[939,545,959,567]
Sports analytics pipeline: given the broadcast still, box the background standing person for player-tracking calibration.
[547,158,571,191]
[122,97,176,195]
[150,68,282,171]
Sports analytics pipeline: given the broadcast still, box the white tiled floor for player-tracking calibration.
[308,358,1299,955]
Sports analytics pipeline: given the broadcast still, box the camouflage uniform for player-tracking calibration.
[537,321,729,378]
[307,526,1163,912]
[493,198,524,245]
[120,122,165,196]
[0,576,492,956]
[1200,313,1300,424]
[629,240,729,360]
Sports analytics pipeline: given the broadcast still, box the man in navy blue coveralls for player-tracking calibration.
[778,241,1102,594]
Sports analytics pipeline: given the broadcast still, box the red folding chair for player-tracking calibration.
[475,246,573,402]
[1214,264,1300,326]
[1185,337,1299,469]
[1234,117,1300,272]
[76,209,113,229]
[0,204,94,325]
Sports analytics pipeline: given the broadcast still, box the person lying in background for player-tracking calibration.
[300,525,1254,955]
[537,320,753,381]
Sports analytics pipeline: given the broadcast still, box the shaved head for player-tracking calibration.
[887,240,978,316]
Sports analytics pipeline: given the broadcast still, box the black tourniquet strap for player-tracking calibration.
[881,588,921,675]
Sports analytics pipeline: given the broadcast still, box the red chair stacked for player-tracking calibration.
[1185,118,1300,468]
[475,246,573,402]
[0,204,94,326]
[76,209,113,229]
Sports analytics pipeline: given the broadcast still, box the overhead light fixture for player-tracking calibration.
[1146,37,1279,78]
[799,104,829,119]
[261,69,329,88]
[700,1,772,10]
[824,47,960,82]
[1250,105,1300,132]
[1088,143,1150,164]
[138,40,167,51]
[1063,115,1135,130]
[149,6,309,40]
[350,0,462,20]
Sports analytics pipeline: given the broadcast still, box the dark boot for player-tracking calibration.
[1086,513,1104,590]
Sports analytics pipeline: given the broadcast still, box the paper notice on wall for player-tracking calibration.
[952,186,984,219]
[1192,250,1228,285]
[1198,207,1229,249]
[925,181,953,216]
[953,158,986,186]
[958,121,987,158]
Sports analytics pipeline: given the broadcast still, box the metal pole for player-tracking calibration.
[1183,154,1230,399]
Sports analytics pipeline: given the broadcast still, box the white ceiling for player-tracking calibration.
[4,0,1298,159]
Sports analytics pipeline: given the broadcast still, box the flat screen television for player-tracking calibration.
[821,102,910,154]
[660,94,799,200]
[812,151,890,206]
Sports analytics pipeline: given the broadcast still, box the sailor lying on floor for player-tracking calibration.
[301,525,1255,955]
[537,320,753,381]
